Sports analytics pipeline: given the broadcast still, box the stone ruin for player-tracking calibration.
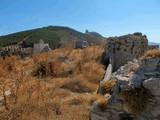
[91,58,160,120]
[91,33,160,120]
[0,44,33,58]
[104,32,148,71]
[74,40,90,48]
[33,39,51,53]
[2,45,22,52]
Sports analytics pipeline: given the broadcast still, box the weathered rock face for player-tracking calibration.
[91,58,160,120]
[105,33,148,71]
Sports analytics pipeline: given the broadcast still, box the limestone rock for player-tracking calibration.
[143,78,160,95]
[91,58,160,120]
[105,33,148,71]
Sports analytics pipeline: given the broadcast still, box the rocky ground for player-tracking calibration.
[91,55,160,120]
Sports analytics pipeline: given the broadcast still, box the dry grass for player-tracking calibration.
[120,85,154,115]
[0,45,106,120]
[98,80,117,95]
[143,49,160,58]
[60,77,96,93]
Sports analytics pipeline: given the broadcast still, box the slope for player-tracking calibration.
[0,26,85,48]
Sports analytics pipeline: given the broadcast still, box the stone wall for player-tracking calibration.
[2,45,22,52]
[34,43,49,53]
[33,40,50,53]
[91,58,160,120]
[105,32,148,71]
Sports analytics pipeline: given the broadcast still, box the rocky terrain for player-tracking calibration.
[0,30,159,120]
[91,50,160,120]
[104,32,148,71]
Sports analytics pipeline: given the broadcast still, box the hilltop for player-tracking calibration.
[0,26,104,49]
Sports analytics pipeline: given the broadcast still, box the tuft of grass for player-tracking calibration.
[120,85,154,114]
[98,80,117,95]
[143,49,160,58]
[68,96,85,106]
[88,94,106,105]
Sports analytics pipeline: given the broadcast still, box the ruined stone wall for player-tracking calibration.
[33,43,49,53]
[91,58,160,120]
[2,45,22,52]
[105,32,148,71]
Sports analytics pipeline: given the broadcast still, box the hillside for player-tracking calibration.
[0,26,104,49]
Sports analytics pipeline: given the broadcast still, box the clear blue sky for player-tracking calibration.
[0,0,160,42]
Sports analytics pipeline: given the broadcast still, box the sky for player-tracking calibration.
[0,0,160,42]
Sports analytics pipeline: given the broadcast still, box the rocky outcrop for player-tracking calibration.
[91,58,160,120]
[104,33,148,71]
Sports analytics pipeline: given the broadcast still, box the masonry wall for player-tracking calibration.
[33,43,49,53]
[105,33,148,71]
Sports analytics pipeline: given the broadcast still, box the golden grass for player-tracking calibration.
[98,80,117,95]
[0,45,106,120]
[143,49,160,58]
[60,75,97,93]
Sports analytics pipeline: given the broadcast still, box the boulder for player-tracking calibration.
[143,78,160,96]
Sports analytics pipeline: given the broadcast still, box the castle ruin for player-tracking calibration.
[33,39,51,53]
[104,32,148,71]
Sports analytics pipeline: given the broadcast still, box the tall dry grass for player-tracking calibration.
[0,45,106,120]
[143,49,160,58]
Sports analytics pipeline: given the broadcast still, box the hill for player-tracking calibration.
[0,26,104,49]
[88,32,103,37]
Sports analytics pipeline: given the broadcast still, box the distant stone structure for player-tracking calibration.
[74,40,90,48]
[0,44,33,58]
[104,32,148,71]
[2,45,22,52]
[33,39,51,53]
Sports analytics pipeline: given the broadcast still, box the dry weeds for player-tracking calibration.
[0,45,106,120]
[98,80,117,95]
[143,49,160,58]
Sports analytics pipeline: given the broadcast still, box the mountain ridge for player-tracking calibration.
[0,26,104,48]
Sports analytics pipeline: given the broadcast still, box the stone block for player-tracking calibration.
[143,78,160,95]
